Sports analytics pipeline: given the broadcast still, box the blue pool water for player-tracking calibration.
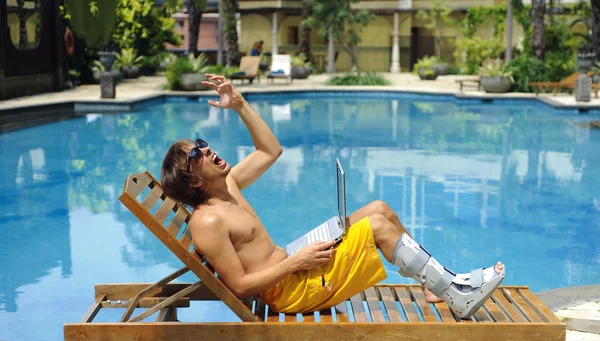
[1,92,599,340]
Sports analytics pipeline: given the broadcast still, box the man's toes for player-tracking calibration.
[494,262,504,274]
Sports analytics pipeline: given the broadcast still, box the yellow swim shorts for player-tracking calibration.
[260,216,388,313]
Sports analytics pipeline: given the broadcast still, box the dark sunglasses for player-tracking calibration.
[187,138,209,172]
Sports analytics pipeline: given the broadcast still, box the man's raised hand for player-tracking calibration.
[201,74,246,110]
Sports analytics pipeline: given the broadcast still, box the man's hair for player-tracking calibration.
[161,139,210,208]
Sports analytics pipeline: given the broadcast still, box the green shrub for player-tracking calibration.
[204,64,239,78]
[114,48,144,68]
[454,36,504,74]
[327,73,390,86]
[412,56,437,74]
[446,65,461,75]
[504,54,546,92]
[165,58,195,90]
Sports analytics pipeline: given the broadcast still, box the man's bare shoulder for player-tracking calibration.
[189,206,227,236]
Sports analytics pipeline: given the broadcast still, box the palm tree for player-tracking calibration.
[532,0,545,60]
[592,0,600,58]
[188,0,206,57]
[222,0,240,66]
[298,0,312,62]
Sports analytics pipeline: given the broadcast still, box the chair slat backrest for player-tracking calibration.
[238,56,261,76]
[270,54,291,75]
[118,171,261,322]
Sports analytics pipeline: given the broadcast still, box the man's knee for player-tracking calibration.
[367,213,391,235]
[369,200,398,221]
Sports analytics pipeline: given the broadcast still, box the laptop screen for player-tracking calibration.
[336,158,347,232]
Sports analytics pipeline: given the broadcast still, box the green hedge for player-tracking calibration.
[327,73,390,86]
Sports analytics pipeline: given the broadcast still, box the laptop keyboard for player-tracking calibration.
[307,223,333,244]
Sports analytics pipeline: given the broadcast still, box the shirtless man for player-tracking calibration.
[160,74,506,319]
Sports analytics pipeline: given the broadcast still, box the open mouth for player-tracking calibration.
[211,153,226,168]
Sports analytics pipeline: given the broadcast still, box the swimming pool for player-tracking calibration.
[1,92,599,340]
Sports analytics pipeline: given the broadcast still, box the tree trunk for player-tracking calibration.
[222,0,240,67]
[298,0,312,62]
[188,1,203,57]
[592,0,600,59]
[347,43,359,73]
[532,0,545,60]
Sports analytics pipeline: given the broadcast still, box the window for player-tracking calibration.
[288,26,299,45]
[7,0,42,50]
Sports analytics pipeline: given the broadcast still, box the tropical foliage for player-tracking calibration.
[112,0,181,59]
[327,73,390,85]
[304,0,375,72]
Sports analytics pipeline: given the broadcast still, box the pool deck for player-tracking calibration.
[1,72,599,340]
[2,73,600,113]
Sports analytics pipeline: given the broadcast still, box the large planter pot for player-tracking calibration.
[291,65,311,79]
[418,68,437,80]
[98,51,117,71]
[259,61,269,72]
[179,73,209,91]
[480,76,512,93]
[434,63,449,76]
[122,66,140,79]
[577,53,596,72]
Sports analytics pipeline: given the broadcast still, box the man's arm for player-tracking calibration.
[192,214,298,298]
[203,74,283,190]
[229,100,282,190]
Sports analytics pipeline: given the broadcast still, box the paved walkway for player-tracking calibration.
[1,72,599,340]
[2,73,600,111]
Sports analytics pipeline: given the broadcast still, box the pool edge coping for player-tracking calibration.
[2,87,600,115]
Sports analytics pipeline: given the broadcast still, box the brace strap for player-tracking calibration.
[428,268,455,297]
[469,268,484,288]
[392,238,430,277]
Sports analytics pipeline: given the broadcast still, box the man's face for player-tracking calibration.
[187,141,231,181]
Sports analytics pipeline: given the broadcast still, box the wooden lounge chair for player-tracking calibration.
[267,54,292,84]
[529,72,599,97]
[230,56,261,85]
[455,77,481,91]
[63,171,566,341]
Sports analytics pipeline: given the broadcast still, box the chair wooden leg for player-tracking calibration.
[129,281,203,322]
[121,266,189,322]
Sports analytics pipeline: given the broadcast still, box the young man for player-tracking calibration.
[160,74,505,319]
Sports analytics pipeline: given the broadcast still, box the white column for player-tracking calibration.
[390,11,401,73]
[272,12,279,56]
[327,27,335,73]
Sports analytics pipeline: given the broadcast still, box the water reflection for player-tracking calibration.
[0,131,72,313]
[0,95,599,337]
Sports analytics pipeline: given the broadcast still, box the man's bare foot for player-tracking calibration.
[423,261,505,304]
[424,286,443,303]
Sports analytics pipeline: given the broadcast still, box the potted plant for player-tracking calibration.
[413,56,438,80]
[114,48,144,79]
[92,60,122,83]
[166,54,210,91]
[577,43,596,72]
[179,53,210,90]
[479,59,514,93]
[291,53,312,79]
[433,56,449,76]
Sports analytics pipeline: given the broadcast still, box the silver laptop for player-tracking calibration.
[286,158,347,255]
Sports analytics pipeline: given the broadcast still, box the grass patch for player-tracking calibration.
[327,73,390,86]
